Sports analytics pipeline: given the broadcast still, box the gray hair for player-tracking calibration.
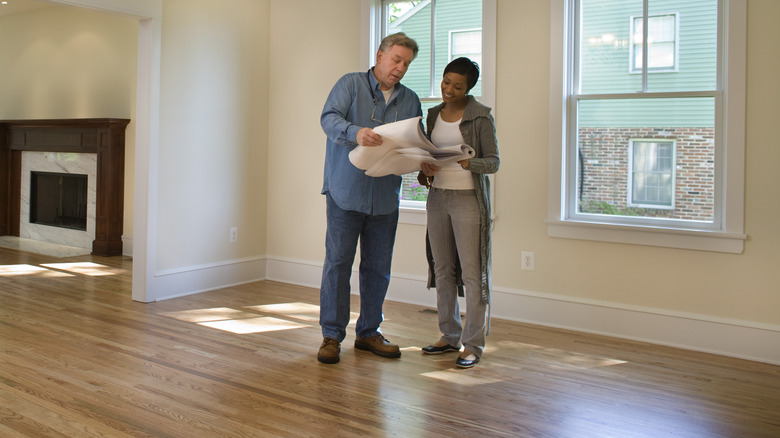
[378,32,419,59]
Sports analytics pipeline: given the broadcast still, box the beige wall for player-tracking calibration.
[0,4,138,250]
[155,0,270,270]
[267,0,780,328]
[266,1,361,265]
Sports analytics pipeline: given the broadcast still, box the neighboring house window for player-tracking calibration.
[630,13,678,73]
[450,29,482,96]
[451,29,482,63]
[548,0,746,253]
[629,140,675,209]
[365,0,493,215]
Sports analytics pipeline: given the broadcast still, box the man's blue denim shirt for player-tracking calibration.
[321,68,422,215]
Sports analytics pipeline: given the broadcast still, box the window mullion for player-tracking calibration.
[641,0,649,92]
[573,90,720,100]
[429,0,437,98]
[571,0,581,95]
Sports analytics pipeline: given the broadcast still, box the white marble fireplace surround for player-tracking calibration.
[20,151,97,250]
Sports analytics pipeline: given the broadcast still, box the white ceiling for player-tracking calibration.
[0,0,51,17]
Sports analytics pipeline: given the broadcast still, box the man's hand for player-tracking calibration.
[357,127,383,147]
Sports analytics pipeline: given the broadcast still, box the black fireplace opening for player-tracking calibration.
[30,171,88,231]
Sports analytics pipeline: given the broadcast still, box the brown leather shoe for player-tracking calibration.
[354,334,401,358]
[317,338,340,364]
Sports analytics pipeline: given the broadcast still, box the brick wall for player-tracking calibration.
[578,127,715,221]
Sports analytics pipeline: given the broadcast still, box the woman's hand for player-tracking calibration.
[458,159,470,169]
[418,162,440,189]
[417,171,432,188]
[421,162,440,177]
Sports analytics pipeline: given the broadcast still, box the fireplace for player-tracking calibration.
[0,119,130,256]
[30,171,89,231]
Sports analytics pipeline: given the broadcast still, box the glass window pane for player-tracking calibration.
[648,42,674,69]
[581,0,717,94]
[647,0,717,92]
[387,0,484,204]
[449,30,483,96]
[580,0,643,94]
[434,0,482,98]
[576,97,714,221]
[653,15,675,41]
[387,1,433,98]
[452,30,481,55]
[631,141,674,207]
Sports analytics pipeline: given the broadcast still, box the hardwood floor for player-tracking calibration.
[1,247,779,437]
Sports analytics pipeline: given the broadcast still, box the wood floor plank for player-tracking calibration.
[1,247,779,437]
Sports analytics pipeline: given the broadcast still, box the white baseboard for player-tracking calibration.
[147,255,267,301]
[122,234,133,257]
[265,256,780,366]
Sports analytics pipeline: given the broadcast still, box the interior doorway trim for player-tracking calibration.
[49,0,162,303]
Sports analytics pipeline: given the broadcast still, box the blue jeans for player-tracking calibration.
[320,193,399,342]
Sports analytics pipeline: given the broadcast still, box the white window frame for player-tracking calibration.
[628,139,676,209]
[362,0,497,225]
[629,13,680,74]
[548,0,746,253]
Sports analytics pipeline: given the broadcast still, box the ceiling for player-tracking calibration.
[0,0,51,17]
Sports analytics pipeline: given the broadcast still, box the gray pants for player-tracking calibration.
[426,187,486,357]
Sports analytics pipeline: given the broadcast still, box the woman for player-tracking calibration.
[418,57,500,368]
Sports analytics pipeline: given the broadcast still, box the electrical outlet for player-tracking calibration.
[521,251,535,271]
[229,227,238,243]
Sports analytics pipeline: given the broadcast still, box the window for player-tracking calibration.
[364,0,495,220]
[451,29,482,64]
[630,13,678,73]
[548,0,746,253]
[385,0,483,208]
[629,139,674,209]
[450,29,483,96]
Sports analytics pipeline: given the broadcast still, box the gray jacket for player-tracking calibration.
[425,95,500,306]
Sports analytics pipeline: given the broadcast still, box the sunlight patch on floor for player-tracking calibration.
[199,316,309,334]
[490,340,627,370]
[158,302,361,335]
[0,264,74,277]
[246,302,321,322]
[0,262,123,278]
[160,307,260,323]
[549,353,627,370]
[248,302,359,325]
[420,369,503,385]
[42,262,127,276]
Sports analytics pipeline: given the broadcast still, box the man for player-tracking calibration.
[318,33,422,364]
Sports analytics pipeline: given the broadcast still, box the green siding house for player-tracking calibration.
[389,0,483,102]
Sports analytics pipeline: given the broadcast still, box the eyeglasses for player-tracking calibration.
[366,70,399,125]
[370,98,398,125]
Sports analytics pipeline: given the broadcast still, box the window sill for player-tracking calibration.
[546,219,746,254]
[399,206,427,225]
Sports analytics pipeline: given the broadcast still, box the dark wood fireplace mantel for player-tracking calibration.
[0,118,130,257]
